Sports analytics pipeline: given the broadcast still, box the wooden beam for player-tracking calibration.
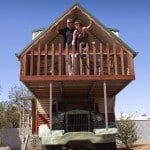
[106,43,110,75]
[120,48,125,75]
[20,96,35,101]
[51,43,54,76]
[59,81,63,96]
[65,44,69,75]
[44,43,48,75]
[30,49,33,76]
[100,43,104,75]
[37,43,41,76]
[79,44,82,75]
[93,43,97,75]
[58,43,62,75]
[113,43,118,75]
[21,75,135,81]
[86,44,90,75]
[88,81,96,97]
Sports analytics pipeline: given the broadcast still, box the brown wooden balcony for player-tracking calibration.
[20,42,135,79]
[19,42,135,98]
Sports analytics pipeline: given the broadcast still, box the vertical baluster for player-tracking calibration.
[30,49,33,76]
[113,43,118,75]
[51,43,54,76]
[86,43,90,75]
[79,44,82,75]
[100,43,103,75]
[72,45,75,75]
[93,43,97,75]
[37,43,41,76]
[65,44,69,75]
[58,43,62,75]
[120,48,125,75]
[127,53,134,75]
[44,44,48,75]
[24,54,27,76]
[130,54,135,75]
[106,43,110,75]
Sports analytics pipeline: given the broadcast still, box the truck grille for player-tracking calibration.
[65,111,91,132]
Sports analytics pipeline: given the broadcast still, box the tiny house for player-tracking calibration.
[16,3,137,150]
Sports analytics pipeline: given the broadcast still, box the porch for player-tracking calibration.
[19,42,135,99]
[20,42,135,78]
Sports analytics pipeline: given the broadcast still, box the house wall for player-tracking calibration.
[36,96,116,132]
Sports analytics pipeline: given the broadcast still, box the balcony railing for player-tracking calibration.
[20,42,134,77]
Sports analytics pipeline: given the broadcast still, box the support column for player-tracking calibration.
[103,81,108,131]
[50,81,53,134]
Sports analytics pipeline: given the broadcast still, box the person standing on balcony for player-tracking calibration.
[72,20,93,50]
[55,18,75,75]
[72,20,94,74]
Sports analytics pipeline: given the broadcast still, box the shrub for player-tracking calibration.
[116,114,138,150]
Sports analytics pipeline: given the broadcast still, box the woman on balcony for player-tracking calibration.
[72,20,93,74]
[72,20,93,51]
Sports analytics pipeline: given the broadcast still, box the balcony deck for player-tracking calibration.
[19,43,135,99]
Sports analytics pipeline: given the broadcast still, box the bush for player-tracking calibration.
[0,102,19,128]
[116,114,138,150]
[27,134,41,150]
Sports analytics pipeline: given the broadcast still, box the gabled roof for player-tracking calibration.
[16,2,138,58]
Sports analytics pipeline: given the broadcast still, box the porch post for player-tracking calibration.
[103,81,108,131]
[50,81,53,134]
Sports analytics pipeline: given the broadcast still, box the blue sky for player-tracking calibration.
[0,0,150,116]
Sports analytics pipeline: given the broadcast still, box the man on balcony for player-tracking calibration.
[55,18,75,75]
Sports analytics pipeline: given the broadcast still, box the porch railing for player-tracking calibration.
[20,42,134,77]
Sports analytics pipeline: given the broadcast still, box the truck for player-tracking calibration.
[16,3,137,150]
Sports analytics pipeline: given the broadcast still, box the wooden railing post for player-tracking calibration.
[93,43,97,75]
[58,43,62,75]
[21,55,26,76]
[51,43,55,76]
[113,43,118,75]
[65,44,69,75]
[30,49,33,76]
[44,43,48,76]
[37,43,41,76]
[79,44,82,75]
[100,43,104,75]
[130,55,135,75]
[86,43,90,75]
[106,43,110,75]
[127,53,134,75]
[120,48,125,75]
[72,45,75,75]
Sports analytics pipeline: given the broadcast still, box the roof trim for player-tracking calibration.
[16,2,138,58]
[75,3,138,57]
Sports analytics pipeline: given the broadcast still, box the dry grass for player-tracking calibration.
[117,143,150,150]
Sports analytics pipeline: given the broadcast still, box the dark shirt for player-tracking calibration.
[59,27,74,49]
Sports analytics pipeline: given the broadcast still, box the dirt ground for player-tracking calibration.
[117,143,150,150]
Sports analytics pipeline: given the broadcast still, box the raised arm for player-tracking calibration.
[86,20,93,30]
[83,27,92,37]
